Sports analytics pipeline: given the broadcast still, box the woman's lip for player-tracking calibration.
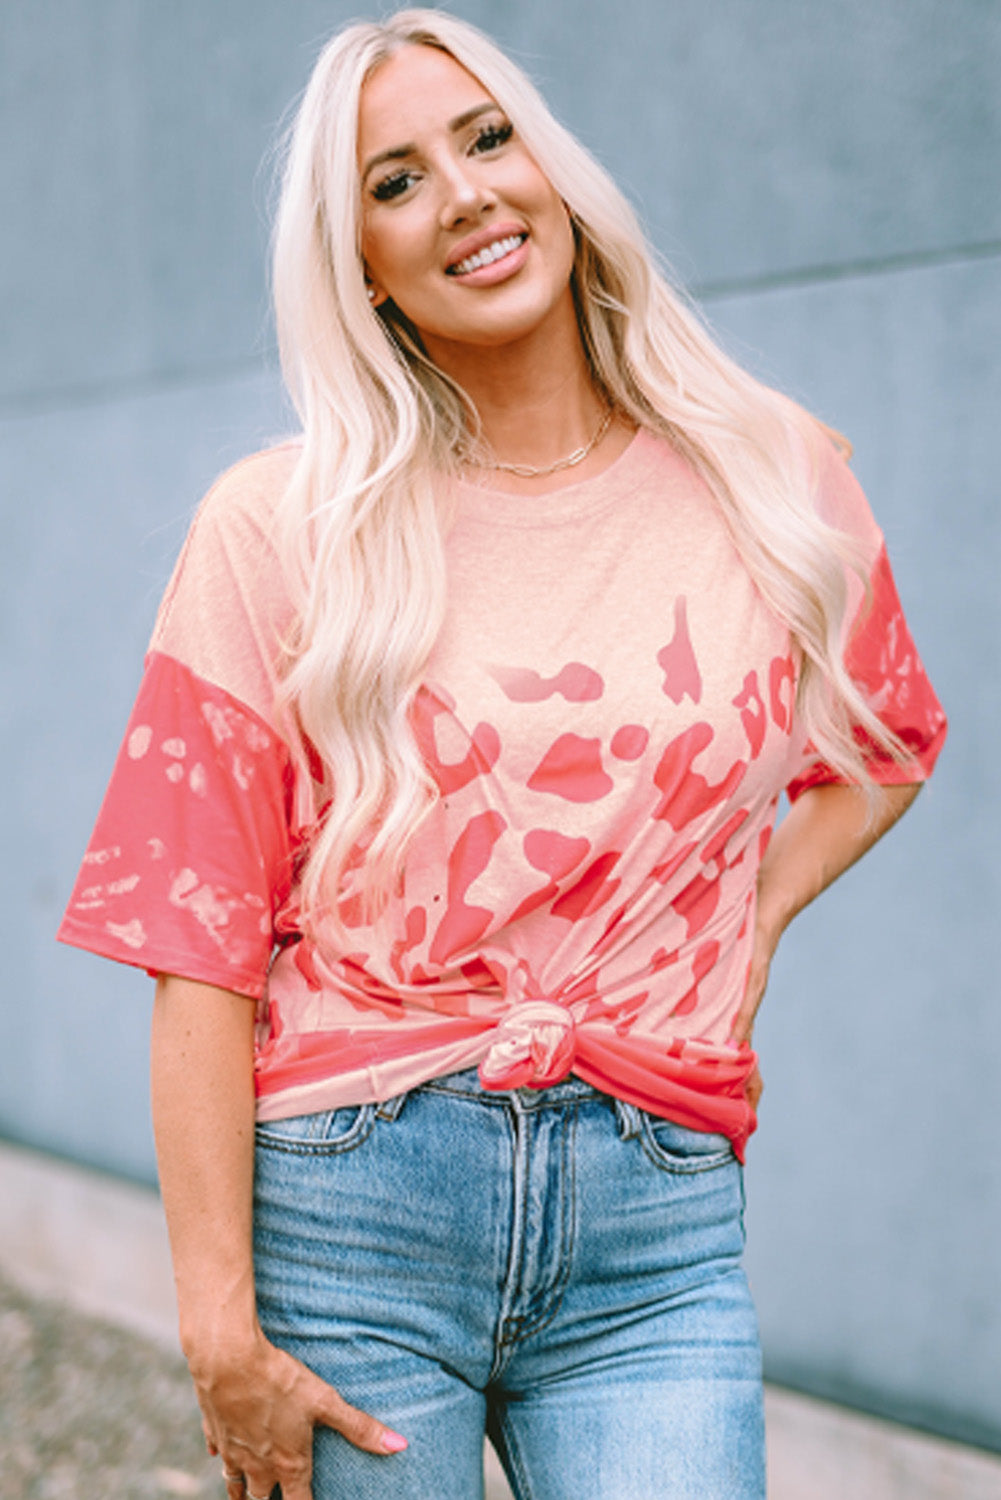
[445,223,527,271]
[445,235,530,287]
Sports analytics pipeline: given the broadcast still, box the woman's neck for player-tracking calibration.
[422,299,621,490]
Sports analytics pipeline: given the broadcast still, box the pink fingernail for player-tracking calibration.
[381,1430,408,1453]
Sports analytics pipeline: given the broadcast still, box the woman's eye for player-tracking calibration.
[371,169,417,203]
[472,121,514,154]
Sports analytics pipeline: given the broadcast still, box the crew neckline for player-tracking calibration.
[453,425,665,529]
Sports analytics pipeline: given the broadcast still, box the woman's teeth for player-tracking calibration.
[449,234,525,276]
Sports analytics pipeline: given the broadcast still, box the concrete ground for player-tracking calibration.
[2,1140,1000,1500]
[0,1269,218,1500]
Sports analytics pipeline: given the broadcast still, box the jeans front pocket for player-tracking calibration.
[638,1112,736,1174]
[255,1103,377,1156]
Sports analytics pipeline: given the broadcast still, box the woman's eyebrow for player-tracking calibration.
[449,101,497,132]
[361,143,415,181]
[360,101,500,183]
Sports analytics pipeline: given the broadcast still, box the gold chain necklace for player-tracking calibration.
[470,407,614,479]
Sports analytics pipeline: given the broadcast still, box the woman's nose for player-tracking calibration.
[438,159,496,226]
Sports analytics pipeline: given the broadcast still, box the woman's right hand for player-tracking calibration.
[151,977,407,1499]
[190,1322,407,1500]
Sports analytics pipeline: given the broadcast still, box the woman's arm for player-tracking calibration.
[730,781,921,1067]
[151,975,407,1500]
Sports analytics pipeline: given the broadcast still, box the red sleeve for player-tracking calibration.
[787,445,947,801]
[57,651,294,998]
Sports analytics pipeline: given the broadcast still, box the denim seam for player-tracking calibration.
[493,1409,537,1500]
[613,1095,643,1139]
[494,1103,577,1354]
[507,1100,577,1346]
[252,1104,376,1156]
[374,1091,408,1122]
[489,1104,526,1382]
[638,1114,735,1174]
[420,1078,515,1106]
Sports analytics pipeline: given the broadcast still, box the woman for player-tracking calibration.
[58,10,946,1499]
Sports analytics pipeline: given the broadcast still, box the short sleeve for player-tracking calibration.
[57,445,302,996]
[786,440,947,802]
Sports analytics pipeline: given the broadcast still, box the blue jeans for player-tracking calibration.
[253,1068,765,1499]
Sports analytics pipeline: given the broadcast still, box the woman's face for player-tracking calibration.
[357,45,577,364]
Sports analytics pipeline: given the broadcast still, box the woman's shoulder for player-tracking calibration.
[769,398,882,550]
[192,438,304,536]
[150,440,304,669]
[808,427,883,553]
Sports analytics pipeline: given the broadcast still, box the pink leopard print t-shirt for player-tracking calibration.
[58,428,946,1158]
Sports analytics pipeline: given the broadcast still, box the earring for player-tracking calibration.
[367,286,376,303]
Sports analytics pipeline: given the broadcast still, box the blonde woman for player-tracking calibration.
[59,10,946,1499]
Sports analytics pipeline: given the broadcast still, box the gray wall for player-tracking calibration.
[3,0,998,1451]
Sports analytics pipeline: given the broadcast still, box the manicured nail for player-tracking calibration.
[381,1430,408,1453]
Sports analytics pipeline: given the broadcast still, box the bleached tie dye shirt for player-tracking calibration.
[58,428,946,1158]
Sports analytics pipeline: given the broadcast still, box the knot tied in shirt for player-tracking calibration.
[478,999,576,1091]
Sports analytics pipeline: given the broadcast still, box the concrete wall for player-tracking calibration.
[2,0,997,1450]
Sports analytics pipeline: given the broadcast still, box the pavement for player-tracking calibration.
[0,1268,219,1500]
[2,1140,1001,1500]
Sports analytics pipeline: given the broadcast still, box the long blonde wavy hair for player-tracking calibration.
[271,8,904,937]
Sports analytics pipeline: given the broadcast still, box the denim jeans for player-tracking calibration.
[253,1068,765,1499]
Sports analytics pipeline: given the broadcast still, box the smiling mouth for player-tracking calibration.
[446,233,527,277]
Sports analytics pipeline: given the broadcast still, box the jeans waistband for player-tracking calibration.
[419,1064,605,1110]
